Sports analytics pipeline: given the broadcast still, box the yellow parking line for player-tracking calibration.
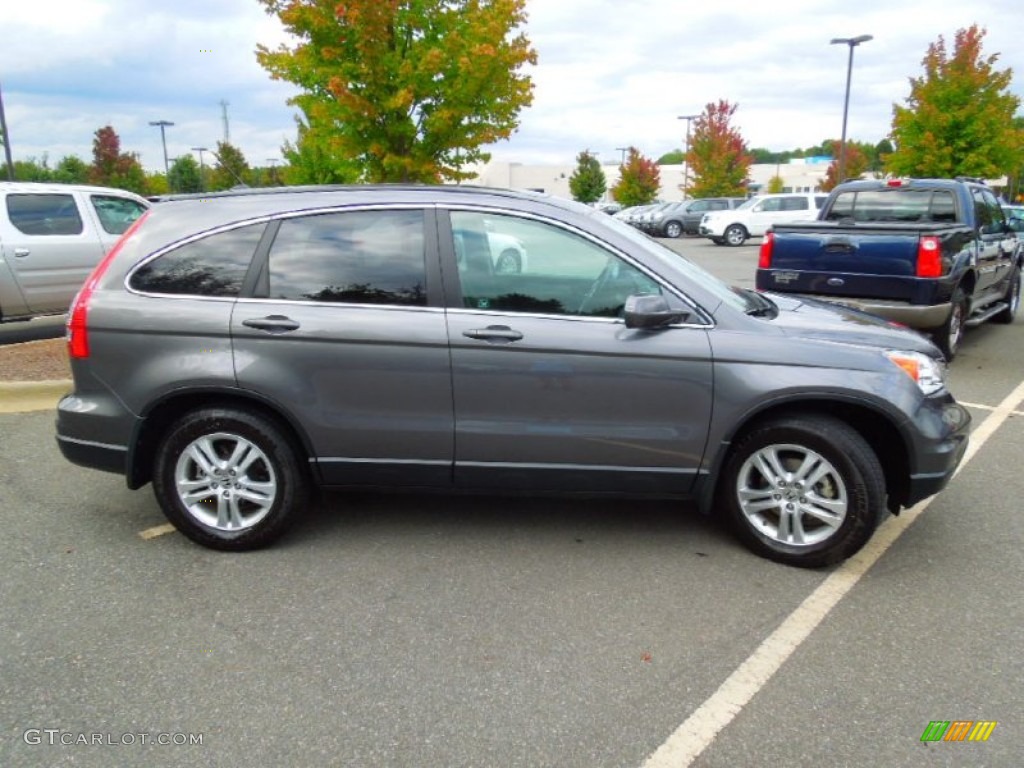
[138,523,177,540]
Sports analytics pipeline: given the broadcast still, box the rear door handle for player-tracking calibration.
[463,325,523,342]
[241,315,301,333]
[13,248,30,257]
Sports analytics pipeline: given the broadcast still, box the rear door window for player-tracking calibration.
[266,210,427,306]
[90,195,148,235]
[130,223,264,296]
[6,193,84,235]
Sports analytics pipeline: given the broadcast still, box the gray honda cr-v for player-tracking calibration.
[56,185,970,567]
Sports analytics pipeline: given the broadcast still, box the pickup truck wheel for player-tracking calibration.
[152,407,309,551]
[664,221,682,239]
[724,225,747,246]
[993,264,1020,324]
[933,288,967,360]
[719,415,885,568]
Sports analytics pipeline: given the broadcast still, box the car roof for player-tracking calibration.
[0,181,150,202]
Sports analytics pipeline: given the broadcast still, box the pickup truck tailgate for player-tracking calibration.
[757,223,961,302]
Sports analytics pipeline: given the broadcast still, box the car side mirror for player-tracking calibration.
[624,294,689,329]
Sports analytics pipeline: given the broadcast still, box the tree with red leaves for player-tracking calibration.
[686,100,752,198]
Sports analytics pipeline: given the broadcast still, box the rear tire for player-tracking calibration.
[152,407,309,551]
[719,415,886,568]
[932,287,967,360]
[993,264,1020,324]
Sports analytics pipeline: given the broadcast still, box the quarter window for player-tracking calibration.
[130,223,263,296]
[6,193,84,235]
[451,211,661,318]
[267,210,427,306]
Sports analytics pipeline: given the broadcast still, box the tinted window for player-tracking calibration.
[6,193,84,235]
[781,197,809,211]
[267,210,426,306]
[451,211,661,318]
[825,189,958,223]
[131,223,263,296]
[91,195,147,235]
[973,188,1004,235]
[758,198,783,212]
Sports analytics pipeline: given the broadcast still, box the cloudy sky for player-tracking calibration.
[2,0,1021,173]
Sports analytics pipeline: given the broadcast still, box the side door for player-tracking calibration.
[441,209,714,494]
[746,196,785,235]
[972,187,1014,292]
[0,190,104,315]
[683,200,710,232]
[231,207,454,488]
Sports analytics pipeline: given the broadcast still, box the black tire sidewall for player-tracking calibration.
[152,408,308,551]
[720,417,885,568]
[725,225,746,246]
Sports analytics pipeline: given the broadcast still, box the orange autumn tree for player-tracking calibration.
[686,100,752,198]
[256,0,537,183]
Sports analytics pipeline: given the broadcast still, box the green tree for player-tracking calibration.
[88,125,147,194]
[687,100,751,197]
[281,117,360,185]
[210,141,251,190]
[568,150,606,203]
[611,147,660,206]
[256,0,537,183]
[13,156,53,181]
[766,175,784,193]
[657,149,685,164]
[168,154,204,193]
[53,155,90,184]
[888,25,1023,178]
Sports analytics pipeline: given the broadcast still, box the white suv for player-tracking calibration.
[699,193,828,246]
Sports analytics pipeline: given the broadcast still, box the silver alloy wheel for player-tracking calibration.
[725,225,746,246]
[174,432,278,531]
[735,442,848,546]
[665,221,682,238]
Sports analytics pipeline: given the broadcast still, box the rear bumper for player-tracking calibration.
[796,295,952,330]
[56,433,127,475]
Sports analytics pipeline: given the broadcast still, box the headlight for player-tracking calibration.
[884,350,946,395]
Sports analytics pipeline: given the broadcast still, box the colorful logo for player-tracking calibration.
[920,720,997,742]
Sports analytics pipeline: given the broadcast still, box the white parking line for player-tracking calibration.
[642,379,1024,768]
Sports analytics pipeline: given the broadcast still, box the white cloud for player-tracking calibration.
[1,0,1021,172]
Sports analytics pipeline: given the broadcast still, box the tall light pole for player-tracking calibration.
[192,147,209,191]
[149,120,174,176]
[677,113,699,199]
[830,35,872,184]
[615,147,629,165]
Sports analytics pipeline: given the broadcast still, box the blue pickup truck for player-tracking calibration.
[756,178,1022,359]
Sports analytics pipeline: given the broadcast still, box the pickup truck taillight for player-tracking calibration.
[758,231,774,268]
[67,212,149,359]
[916,235,942,278]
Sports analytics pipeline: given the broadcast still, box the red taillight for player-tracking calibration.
[759,231,774,268]
[67,212,150,359]
[916,235,942,277]
[887,179,905,187]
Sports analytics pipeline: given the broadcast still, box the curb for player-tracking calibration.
[0,379,73,413]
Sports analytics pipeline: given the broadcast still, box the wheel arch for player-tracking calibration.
[695,397,911,516]
[126,387,317,490]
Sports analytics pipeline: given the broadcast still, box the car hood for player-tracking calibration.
[765,292,940,357]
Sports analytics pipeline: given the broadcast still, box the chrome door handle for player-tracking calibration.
[13,248,30,257]
[241,315,301,333]
[463,325,523,342]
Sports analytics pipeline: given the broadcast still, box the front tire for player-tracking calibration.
[724,224,747,246]
[719,415,886,568]
[152,407,309,551]
[664,221,682,239]
[993,263,1020,324]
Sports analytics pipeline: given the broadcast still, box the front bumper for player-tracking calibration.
[902,396,971,507]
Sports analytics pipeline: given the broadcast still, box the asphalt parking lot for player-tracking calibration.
[1,234,1021,767]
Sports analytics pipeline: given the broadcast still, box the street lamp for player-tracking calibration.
[149,120,174,177]
[830,34,872,183]
[192,147,209,191]
[677,113,699,199]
